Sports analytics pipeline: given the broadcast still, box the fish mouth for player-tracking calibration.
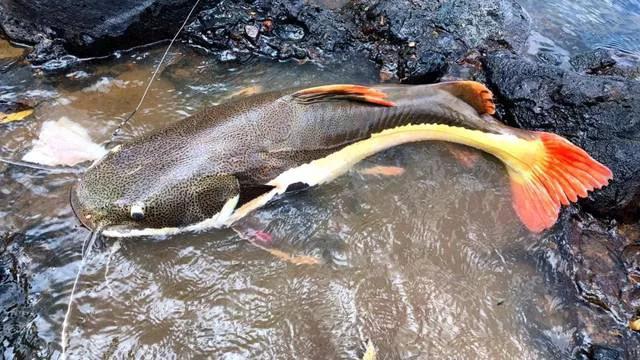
[100,224,162,238]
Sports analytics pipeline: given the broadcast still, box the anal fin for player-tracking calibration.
[292,84,395,107]
[358,165,406,176]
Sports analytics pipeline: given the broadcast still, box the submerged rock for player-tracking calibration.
[540,212,640,359]
[570,48,640,79]
[0,232,50,358]
[484,53,640,220]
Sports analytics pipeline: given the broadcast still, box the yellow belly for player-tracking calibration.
[225,123,541,226]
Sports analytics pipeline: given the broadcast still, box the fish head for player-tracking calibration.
[70,148,242,234]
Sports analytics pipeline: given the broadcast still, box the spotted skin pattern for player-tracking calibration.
[71,81,505,232]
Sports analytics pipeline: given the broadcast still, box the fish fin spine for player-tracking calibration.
[506,131,612,232]
[292,84,395,107]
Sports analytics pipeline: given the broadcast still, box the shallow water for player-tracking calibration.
[3,1,636,356]
[0,41,583,359]
[520,0,640,65]
[8,0,640,352]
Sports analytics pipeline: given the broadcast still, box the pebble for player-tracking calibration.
[245,25,259,39]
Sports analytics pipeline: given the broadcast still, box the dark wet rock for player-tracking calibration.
[184,0,330,62]
[190,0,529,83]
[244,24,260,41]
[571,49,617,74]
[215,0,531,81]
[0,0,200,57]
[179,0,529,79]
[581,345,623,360]
[622,244,640,284]
[484,53,640,219]
[23,37,67,65]
[0,100,32,116]
[0,232,51,358]
[562,217,634,323]
[570,48,640,79]
[2,0,530,80]
[274,23,305,41]
[400,50,448,84]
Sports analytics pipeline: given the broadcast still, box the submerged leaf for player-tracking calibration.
[260,246,322,265]
[0,39,25,59]
[0,109,34,123]
[359,165,405,177]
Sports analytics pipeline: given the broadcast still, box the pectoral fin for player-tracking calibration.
[232,215,322,265]
[358,165,406,176]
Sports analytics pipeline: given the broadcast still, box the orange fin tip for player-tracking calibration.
[437,80,496,115]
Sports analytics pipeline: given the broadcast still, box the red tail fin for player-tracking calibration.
[508,132,612,232]
[363,123,612,233]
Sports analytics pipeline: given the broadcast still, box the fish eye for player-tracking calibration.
[130,202,145,221]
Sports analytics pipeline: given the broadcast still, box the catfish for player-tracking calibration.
[69,81,612,237]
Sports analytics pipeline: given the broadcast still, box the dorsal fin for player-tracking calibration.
[434,81,496,115]
[292,84,395,107]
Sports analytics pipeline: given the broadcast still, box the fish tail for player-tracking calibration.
[504,131,612,232]
[368,124,612,232]
[424,80,613,230]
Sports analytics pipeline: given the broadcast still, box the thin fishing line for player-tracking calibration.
[112,0,202,138]
[0,157,84,174]
[104,240,121,296]
[60,228,102,357]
